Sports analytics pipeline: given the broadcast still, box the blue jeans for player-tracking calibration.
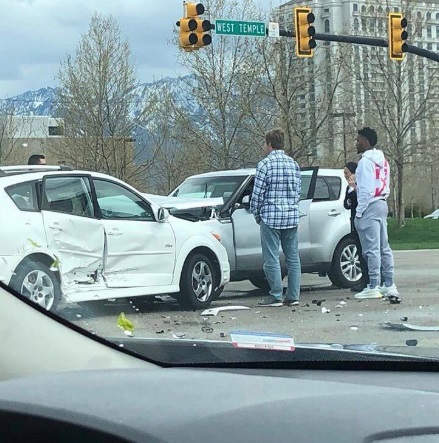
[260,220,301,301]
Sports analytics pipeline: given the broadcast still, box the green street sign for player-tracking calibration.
[215,20,266,37]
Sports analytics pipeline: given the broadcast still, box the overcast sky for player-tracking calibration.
[0,0,284,99]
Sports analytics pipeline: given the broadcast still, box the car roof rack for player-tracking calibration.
[0,165,73,177]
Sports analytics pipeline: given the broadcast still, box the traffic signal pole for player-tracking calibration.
[278,29,439,63]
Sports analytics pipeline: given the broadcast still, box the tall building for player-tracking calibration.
[273,0,439,163]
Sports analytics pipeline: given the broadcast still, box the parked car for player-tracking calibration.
[148,167,362,290]
[0,166,230,311]
[424,209,439,219]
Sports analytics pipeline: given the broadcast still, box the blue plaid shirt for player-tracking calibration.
[250,150,301,229]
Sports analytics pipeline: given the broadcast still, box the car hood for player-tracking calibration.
[143,194,224,211]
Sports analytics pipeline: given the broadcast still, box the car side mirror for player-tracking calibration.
[241,195,251,208]
[157,207,169,222]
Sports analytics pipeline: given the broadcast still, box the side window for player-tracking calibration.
[42,176,94,217]
[313,177,341,201]
[314,177,330,200]
[6,182,38,211]
[94,179,154,221]
[326,177,342,200]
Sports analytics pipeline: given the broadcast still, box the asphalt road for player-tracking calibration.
[60,250,439,349]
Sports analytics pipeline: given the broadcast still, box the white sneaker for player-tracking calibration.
[379,284,400,298]
[354,286,383,299]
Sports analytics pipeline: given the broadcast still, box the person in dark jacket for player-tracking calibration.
[343,161,369,292]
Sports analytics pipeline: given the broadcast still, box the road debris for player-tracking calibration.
[383,322,439,331]
[172,333,186,339]
[201,306,251,316]
[340,301,347,305]
[321,307,330,314]
[401,317,408,322]
[406,339,418,347]
[220,332,227,338]
[312,299,326,306]
[156,329,165,334]
[117,312,134,335]
[350,326,359,331]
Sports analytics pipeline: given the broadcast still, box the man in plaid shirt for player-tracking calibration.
[250,128,302,307]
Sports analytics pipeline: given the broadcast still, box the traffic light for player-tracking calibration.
[388,13,408,61]
[294,7,316,58]
[177,2,212,51]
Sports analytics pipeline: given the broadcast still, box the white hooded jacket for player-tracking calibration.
[355,148,390,217]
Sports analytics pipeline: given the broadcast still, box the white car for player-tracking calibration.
[0,166,230,311]
[424,209,439,219]
[154,167,361,290]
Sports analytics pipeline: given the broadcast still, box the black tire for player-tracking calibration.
[177,253,219,310]
[249,275,270,291]
[211,285,224,301]
[249,270,287,291]
[9,261,61,312]
[328,236,363,288]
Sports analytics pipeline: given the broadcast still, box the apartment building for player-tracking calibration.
[273,0,439,162]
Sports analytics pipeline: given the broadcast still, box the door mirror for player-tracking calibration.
[240,194,250,209]
[157,207,169,222]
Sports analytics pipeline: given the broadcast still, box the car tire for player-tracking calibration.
[327,236,362,288]
[177,253,218,310]
[249,270,287,291]
[211,285,224,301]
[249,275,270,291]
[9,261,61,312]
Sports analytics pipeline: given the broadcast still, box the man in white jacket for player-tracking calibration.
[354,127,401,302]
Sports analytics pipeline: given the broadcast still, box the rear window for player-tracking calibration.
[6,182,39,211]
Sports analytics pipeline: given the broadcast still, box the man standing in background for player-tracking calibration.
[354,127,401,303]
[251,128,302,307]
[28,154,46,165]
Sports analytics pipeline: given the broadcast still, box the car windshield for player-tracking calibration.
[171,176,247,202]
[1,0,439,369]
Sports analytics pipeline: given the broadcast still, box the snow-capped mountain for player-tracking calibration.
[1,76,194,117]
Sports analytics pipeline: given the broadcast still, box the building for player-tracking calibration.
[273,0,439,164]
[0,116,64,164]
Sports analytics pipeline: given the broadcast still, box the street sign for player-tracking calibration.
[215,19,265,37]
[268,22,280,38]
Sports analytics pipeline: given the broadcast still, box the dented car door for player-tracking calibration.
[41,175,105,289]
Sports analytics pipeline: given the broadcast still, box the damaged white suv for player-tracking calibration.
[0,166,230,312]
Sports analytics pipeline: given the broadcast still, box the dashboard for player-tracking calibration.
[1,367,439,442]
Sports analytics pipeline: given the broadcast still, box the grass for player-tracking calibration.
[387,218,439,250]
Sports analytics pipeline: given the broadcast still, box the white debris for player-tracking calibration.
[76,314,82,318]
[350,326,359,331]
[201,306,251,316]
[335,305,343,309]
[172,333,186,339]
[340,301,347,305]
[321,307,330,314]
[123,330,133,337]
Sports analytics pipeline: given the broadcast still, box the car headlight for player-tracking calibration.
[211,232,222,242]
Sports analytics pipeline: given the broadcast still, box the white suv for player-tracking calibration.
[165,167,361,290]
[0,166,230,311]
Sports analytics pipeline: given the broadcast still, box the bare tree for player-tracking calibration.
[342,0,439,226]
[251,34,346,164]
[171,0,269,171]
[0,106,38,165]
[54,12,156,185]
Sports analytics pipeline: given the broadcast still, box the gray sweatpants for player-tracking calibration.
[354,200,394,289]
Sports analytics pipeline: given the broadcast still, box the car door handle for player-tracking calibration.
[299,211,308,217]
[49,223,63,231]
[107,229,123,237]
[328,210,341,216]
